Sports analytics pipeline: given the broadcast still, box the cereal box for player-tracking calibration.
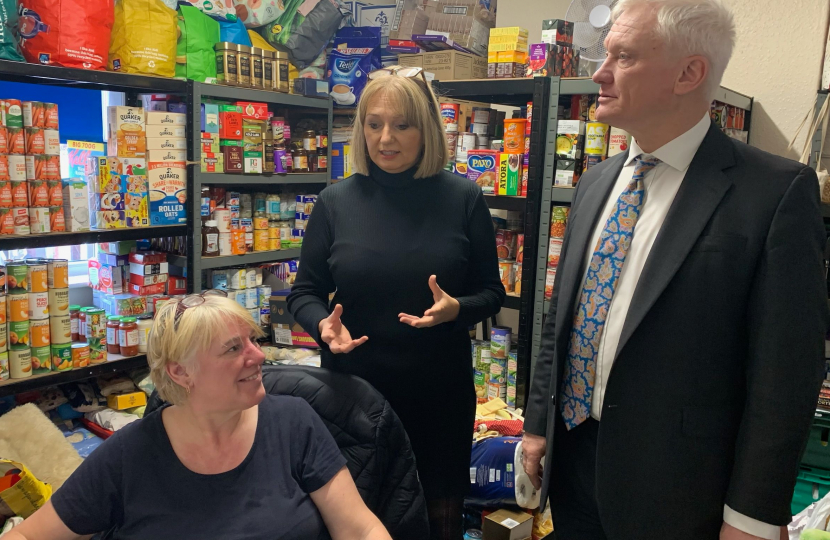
[62,181,89,232]
[147,125,186,139]
[467,150,498,195]
[498,153,521,196]
[145,111,186,126]
[125,192,149,227]
[107,106,146,157]
[148,149,186,162]
[88,157,146,194]
[90,192,126,212]
[146,138,187,151]
[92,211,126,229]
[148,162,186,225]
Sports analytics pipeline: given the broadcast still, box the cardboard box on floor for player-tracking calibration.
[482,509,533,540]
[399,50,486,81]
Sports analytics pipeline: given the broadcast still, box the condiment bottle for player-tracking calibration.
[292,148,309,173]
[137,315,153,354]
[79,307,90,342]
[202,220,220,257]
[303,130,317,152]
[317,147,328,172]
[119,317,139,357]
[107,316,121,354]
[69,305,80,341]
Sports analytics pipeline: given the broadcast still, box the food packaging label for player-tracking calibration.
[146,125,186,138]
[25,155,60,180]
[467,150,498,195]
[148,161,186,225]
[107,106,146,157]
[498,153,521,196]
[607,127,631,157]
[62,181,89,231]
[146,137,187,151]
[585,122,610,156]
[147,149,186,162]
[556,120,585,160]
[145,111,186,126]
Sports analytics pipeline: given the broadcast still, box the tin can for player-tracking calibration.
[476,135,490,149]
[218,233,232,256]
[47,259,68,289]
[88,337,106,365]
[226,289,238,304]
[0,320,7,352]
[507,351,518,385]
[474,370,487,404]
[253,216,268,230]
[70,342,89,369]
[6,263,28,293]
[440,103,460,132]
[247,308,259,324]
[301,195,317,214]
[458,132,477,161]
[259,307,270,326]
[86,308,107,339]
[246,288,258,309]
[446,131,458,159]
[44,130,60,155]
[240,218,253,233]
[471,122,489,137]
[268,237,280,250]
[51,342,72,371]
[48,287,69,317]
[488,382,506,401]
[498,260,515,293]
[30,318,50,347]
[0,351,8,380]
[246,268,258,289]
[50,314,71,344]
[495,229,518,260]
[257,285,271,307]
[513,262,522,295]
[490,361,505,385]
[471,107,491,125]
[9,348,31,378]
[211,270,230,290]
[31,345,51,373]
[8,156,25,181]
[229,267,246,289]
[506,385,517,409]
[28,207,50,233]
[26,262,47,292]
[12,207,29,234]
[28,291,49,319]
[8,294,27,322]
[491,326,512,359]
[235,291,246,309]
[585,122,610,156]
[28,179,49,207]
[253,229,269,251]
[0,294,5,325]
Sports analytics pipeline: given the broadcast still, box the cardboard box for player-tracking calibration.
[88,260,126,294]
[147,162,186,225]
[203,103,219,134]
[243,152,263,174]
[496,51,527,63]
[107,106,146,158]
[292,78,330,98]
[92,210,126,229]
[554,158,579,187]
[482,509,533,540]
[129,251,166,264]
[489,34,528,45]
[201,133,220,154]
[130,273,168,286]
[488,42,528,53]
[466,149,498,195]
[270,293,318,348]
[146,138,187,151]
[219,105,243,140]
[97,293,147,317]
[498,153,521,195]
[146,125,185,139]
[148,149,187,162]
[497,62,524,79]
[424,50,487,81]
[145,111,186,126]
[125,192,149,228]
[98,252,129,267]
[201,153,224,173]
[556,120,585,160]
[398,53,424,68]
[62,180,89,232]
[547,44,579,77]
[490,26,528,38]
[236,102,269,121]
[130,262,169,275]
[129,282,166,296]
[357,4,396,51]
[107,391,147,410]
[99,241,137,256]
[166,276,187,295]
[541,19,574,46]
[391,9,429,40]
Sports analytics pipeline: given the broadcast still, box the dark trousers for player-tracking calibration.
[552,416,608,540]
[426,497,464,540]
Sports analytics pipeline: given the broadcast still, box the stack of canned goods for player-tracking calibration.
[471,326,519,409]
[1,259,70,380]
[210,266,271,327]
[496,229,523,295]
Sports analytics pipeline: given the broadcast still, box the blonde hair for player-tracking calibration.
[350,75,449,179]
[148,295,266,405]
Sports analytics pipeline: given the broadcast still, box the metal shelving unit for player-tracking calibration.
[0,225,187,251]
[484,195,527,212]
[185,81,333,291]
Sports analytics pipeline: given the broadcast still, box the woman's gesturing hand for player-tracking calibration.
[399,275,460,328]
[319,304,368,354]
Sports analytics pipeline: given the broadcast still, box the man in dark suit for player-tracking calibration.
[521,1,829,539]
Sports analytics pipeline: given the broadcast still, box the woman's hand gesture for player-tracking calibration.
[399,275,460,328]
[319,304,368,354]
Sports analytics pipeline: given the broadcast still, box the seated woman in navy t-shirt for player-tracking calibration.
[7,293,392,540]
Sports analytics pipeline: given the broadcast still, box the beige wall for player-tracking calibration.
[496,0,830,158]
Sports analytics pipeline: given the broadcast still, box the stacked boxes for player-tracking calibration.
[487,27,528,79]
[554,119,585,187]
[145,111,186,226]
[427,0,496,57]
[128,252,168,297]
[87,157,148,229]
[545,206,570,300]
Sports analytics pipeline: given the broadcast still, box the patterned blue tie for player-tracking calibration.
[560,155,661,429]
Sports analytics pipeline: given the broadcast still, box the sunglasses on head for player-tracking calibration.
[369,65,428,84]
[174,289,228,327]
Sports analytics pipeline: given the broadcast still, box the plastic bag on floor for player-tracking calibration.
[109,0,177,77]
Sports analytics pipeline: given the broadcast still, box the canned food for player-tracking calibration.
[506,385,517,409]
[247,308,259,324]
[49,314,71,344]
[498,259,515,293]
[86,308,107,339]
[28,207,50,234]
[487,382,506,401]
[0,208,12,234]
[240,218,253,233]
[0,321,7,352]
[26,262,47,292]
[246,268,258,289]
[440,103,460,132]
[12,207,29,234]
[211,269,229,290]
[88,337,106,365]
[48,206,65,232]
[226,289,238,303]
[219,233,232,256]
[253,216,268,230]
[51,342,72,371]
[70,342,89,369]
[8,155,25,181]
[9,348,31,378]
[0,351,8,380]
[8,294,28,322]
[507,351,518,385]
[229,267,245,289]
[495,229,518,259]
[235,291,246,309]
[253,229,269,251]
[47,259,68,289]
[472,122,489,136]
[28,291,49,319]
[30,318,50,347]
[259,307,270,326]
[474,370,487,403]
[31,345,51,373]
[257,285,271,307]
[471,107,491,125]
[28,179,49,207]
[246,288,258,309]
[268,237,280,250]
[0,294,5,325]
[491,326,512,360]
[10,181,26,207]
[490,361,506,385]
[6,262,28,293]
[48,287,69,316]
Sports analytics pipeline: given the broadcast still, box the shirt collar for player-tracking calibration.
[624,113,711,171]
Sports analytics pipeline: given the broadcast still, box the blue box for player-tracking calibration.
[97,252,130,267]
[293,78,330,98]
[203,103,219,134]
[167,102,187,114]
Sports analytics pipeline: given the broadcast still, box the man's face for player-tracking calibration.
[592,4,680,132]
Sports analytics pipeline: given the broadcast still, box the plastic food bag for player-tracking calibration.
[0,0,23,61]
[234,0,286,28]
[18,0,113,69]
[175,5,220,82]
[258,0,304,47]
[0,459,52,520]
[218,16,252,46]
[248,30,277,52]
[284,0,345,69]
[178,0,237,20]
[327,26,381,108]
[109,0,177,77]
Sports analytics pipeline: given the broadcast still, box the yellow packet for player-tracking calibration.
[109,0,178,77]
[248,31,277,52]
[0,459,52,519]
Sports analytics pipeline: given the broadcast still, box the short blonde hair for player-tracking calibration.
[148,295,266,405]
[350,75,449,179]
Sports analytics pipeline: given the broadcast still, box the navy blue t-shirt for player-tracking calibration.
[51,394,347,539]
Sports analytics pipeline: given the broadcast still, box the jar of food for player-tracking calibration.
[303,130,317,152]
[251,46,264,88]
[317,130,328,150]
[292,148,309,173]
[69,305,80,341]
[137,315,153,354]
[274,141,288,173]
[79,307,90,341]
[317,147,328,172]
[266,194,281,219]
[119,317,139,357]
[254,192,267,215]
[236,44,252,88]
[107,316,121,354]
[262,50,275,90]
[275,50,289,93]
[215,42,238,86]
[240,193,253,218]
[202,220,220,257]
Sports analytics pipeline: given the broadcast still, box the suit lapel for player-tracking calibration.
[615,124,736,358]
[554,153,627,354]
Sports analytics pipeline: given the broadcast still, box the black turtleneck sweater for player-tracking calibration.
[287,163,504,497]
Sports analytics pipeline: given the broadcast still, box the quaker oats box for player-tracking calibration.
[148,161,186,225]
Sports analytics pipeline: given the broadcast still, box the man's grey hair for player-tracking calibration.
[612,0,736,100]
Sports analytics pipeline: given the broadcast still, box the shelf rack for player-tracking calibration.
[184,81,333,290]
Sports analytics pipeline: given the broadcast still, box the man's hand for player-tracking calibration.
[521,432,547,490]
[719,522,788,540]
[319,304,368,354]
[399,275,460,328]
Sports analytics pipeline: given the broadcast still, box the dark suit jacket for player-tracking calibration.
[525,123,829,539]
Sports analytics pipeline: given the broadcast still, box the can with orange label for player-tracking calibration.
[30,318,50,347]
[51,342,72,371]
[28,180,49,207]
[49,206,65,232]
[503,119,527,154]
[7,128,24,155]
[28,291,49,319]
[71,342,90,369]
[8,294,28,322]
[26,262,47,293]
[0,294,6,325]
[0,157,8,183]
[24,128,45,154]
[10,180,27,207]
[47,259,68,289]
[0,127,8,154]
[0,208,12,234]
[0,181,10,207]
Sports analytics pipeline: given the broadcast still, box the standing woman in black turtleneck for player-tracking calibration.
[288,68,505,539]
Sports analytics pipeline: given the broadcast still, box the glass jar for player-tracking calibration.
[79,307,90,341]
[266,194,281,219]
[275,50,289,93]
[317,147,328,172]
[292,148,309,172]
[236,44,252,88]
[119,317,139,357]
[202,220,220,257]
[254,192,267,215]
[137,315,153,354]
[69,305,80,341]
[215,42,238,86]
[240,193,253,218]
[107,316,121,354]
[317,129,328,150]
[262,50,275,90]
[303,130,317,152]
[251,46,264,88]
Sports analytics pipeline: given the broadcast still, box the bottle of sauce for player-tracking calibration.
[107,316,122,354]
[137,315,153,354]
[79,307,90,342]
[119,317,139,357]
[69,305,80,341]
[202,220,220,257]
[303,130,317,152]
[317,147,328,172]
[292,148,309,173]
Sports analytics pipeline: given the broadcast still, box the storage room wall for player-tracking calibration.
[496,0,830,159]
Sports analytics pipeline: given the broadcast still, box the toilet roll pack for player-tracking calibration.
[468,436,541,509]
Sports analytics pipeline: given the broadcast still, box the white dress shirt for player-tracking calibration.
[578,113,778,540]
